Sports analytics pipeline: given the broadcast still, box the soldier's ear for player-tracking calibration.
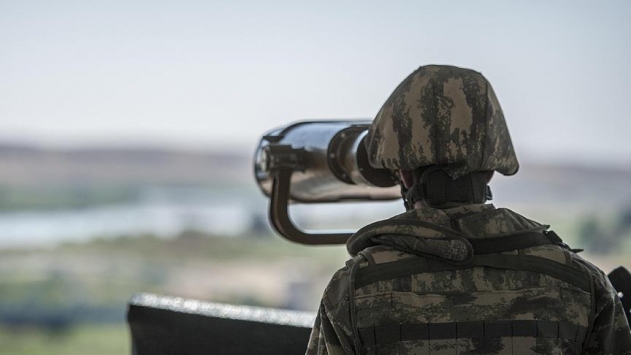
[399,170,414,189]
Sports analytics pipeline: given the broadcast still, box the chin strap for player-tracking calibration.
[400,183,412,211]
[404,168,492,208]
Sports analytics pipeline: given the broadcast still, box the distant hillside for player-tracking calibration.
[0,142,629,213]
[0,143,251,187]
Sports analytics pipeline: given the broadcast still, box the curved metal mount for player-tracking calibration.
[269,169,352,245]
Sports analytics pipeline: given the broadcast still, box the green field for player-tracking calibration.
[0,232,350,354]
[0,324,129,355]
[0,226,628,354]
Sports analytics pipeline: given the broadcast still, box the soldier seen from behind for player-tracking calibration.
[305,65,631,354]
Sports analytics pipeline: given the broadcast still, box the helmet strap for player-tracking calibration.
[400,183,413,210]
[404,167,492,209]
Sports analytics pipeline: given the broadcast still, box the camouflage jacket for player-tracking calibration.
[306,204,631,354]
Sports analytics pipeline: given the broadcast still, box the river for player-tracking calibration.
[0,186,404,248]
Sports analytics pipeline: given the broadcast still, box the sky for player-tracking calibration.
[1,0,630,167]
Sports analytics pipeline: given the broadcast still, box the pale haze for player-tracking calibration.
[1,0,630,167]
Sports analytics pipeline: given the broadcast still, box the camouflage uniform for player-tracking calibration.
[306,65,631,354]
[305,204,631,354]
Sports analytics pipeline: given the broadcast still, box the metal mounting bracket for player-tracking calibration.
[269,169,351,245]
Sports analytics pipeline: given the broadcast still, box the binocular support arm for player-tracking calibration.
[269,168,352,245]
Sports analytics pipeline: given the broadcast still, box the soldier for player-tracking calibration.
[306,65,631,354]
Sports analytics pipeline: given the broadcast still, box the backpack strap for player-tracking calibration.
[468,230,570,254]
[357,320,587,349]
[354,253,592,292]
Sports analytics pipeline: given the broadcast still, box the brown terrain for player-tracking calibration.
[0,142,628,213]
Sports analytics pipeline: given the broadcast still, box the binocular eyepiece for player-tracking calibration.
[254,120,401,244]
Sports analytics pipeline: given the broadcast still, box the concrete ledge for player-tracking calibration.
[128,293,316,355]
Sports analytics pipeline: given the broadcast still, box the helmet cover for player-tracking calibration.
[365,65,519,178]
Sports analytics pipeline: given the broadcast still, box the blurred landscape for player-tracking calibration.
[0,143,629,354]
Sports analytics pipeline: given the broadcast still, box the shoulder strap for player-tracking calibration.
[469,230,559,254]
[354,253,591,292]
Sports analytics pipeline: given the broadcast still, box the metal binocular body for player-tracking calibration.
[254,120,400,244]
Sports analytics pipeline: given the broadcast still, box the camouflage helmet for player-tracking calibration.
[365,65,519,178]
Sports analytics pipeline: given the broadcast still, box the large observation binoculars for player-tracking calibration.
[254,120,401,244]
